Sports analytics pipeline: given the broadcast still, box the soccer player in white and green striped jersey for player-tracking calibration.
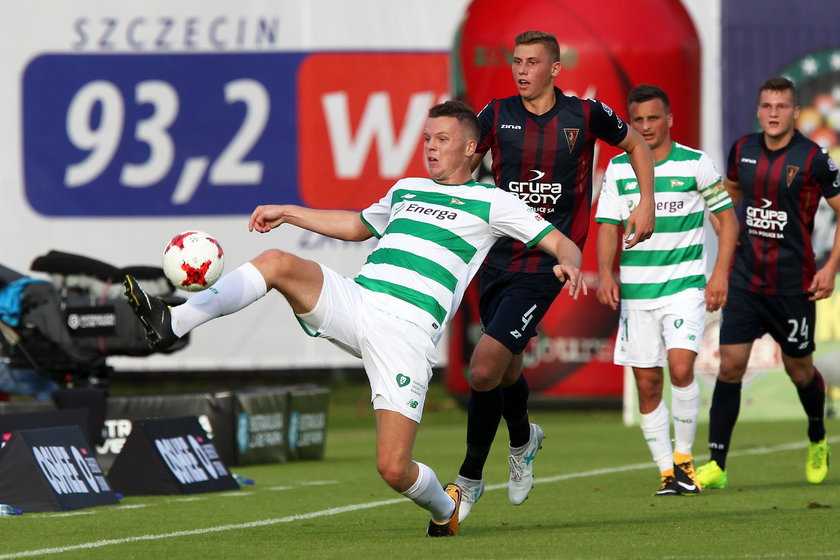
[123,100,586,536]
[595,84,739,496]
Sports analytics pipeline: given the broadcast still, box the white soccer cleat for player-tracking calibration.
[508,423,545,505]
[455,475,484,523]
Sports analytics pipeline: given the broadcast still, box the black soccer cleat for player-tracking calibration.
[673,459,701,495]
[654,474,681,496]
[124,274,180,351]
[427,483,462,537]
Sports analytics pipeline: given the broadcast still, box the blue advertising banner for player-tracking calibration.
[23,53,304,216]
[722,0,840,160]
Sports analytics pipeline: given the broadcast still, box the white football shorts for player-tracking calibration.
[295,264,434,423]
[613,290,706,368]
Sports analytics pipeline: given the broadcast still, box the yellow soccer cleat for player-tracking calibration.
[696,460,727,489]
[806,438,829,484]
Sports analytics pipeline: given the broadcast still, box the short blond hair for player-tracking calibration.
[514,31,560,63]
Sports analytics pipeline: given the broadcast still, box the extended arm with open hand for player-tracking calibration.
[248,204,373,242]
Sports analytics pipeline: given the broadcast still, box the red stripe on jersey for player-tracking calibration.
[539,116,559,175]
[799,146,819,290]
[507,242,527,272]
[486,101,523,272]
[488,101,502,194]
[764,155,788,294]
[522,117,559,273]
[507,116,545,272]
[750,153,771,292]
[569,100,593,250]
[521,116,540,176]
[728,137,748,182]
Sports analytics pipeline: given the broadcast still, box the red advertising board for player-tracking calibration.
[298,53,450,210]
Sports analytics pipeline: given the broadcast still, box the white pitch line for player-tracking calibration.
[482,437,840,491]
[0,499,405,559]
[29,511,95,519]
[0,437,836,560]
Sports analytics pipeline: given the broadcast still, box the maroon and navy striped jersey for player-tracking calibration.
[476,87,628,273]
[727,130,840,295]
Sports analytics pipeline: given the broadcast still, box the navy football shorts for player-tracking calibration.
[478,267,565,355]
[719,285,815,358]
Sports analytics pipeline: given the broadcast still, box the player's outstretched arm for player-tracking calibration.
[706,207,738,311]
[595,222,621,311]
[249,205,373,242]
[617,128,655,248]
[809,195,840,300]
[536,229,587,299]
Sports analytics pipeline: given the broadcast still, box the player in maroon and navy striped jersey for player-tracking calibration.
[697,77,840,490]
[453,30,655,521]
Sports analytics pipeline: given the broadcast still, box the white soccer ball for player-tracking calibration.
[162,230,224,292]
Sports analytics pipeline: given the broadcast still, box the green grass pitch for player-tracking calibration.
[1,382,837,560]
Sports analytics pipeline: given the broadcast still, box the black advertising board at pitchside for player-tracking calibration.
[0,425,118,512]
[98,391,234,470]
[107,416,239,495]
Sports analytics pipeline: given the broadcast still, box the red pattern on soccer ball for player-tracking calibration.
[165,231,198,252]
[163,230,224,292]
[180,259,213,288]
[208,237,223,259]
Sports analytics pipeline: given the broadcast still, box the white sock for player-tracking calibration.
[402,462,455,523]
[671,380,700,456]
[640,399,673,473]
[170,262,267,337]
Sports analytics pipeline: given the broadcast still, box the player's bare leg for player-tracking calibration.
[374,410,461,535]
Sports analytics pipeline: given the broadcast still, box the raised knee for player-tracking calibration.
[257,248,290,266]
[253,249,294,280]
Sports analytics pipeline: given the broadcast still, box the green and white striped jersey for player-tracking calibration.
[595,142,733,309]
[359,177,554,343]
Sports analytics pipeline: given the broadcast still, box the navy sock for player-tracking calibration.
[708,379,742,470]
[503,374,531,448]
[797,369,826,442]
[459,386,503,480]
